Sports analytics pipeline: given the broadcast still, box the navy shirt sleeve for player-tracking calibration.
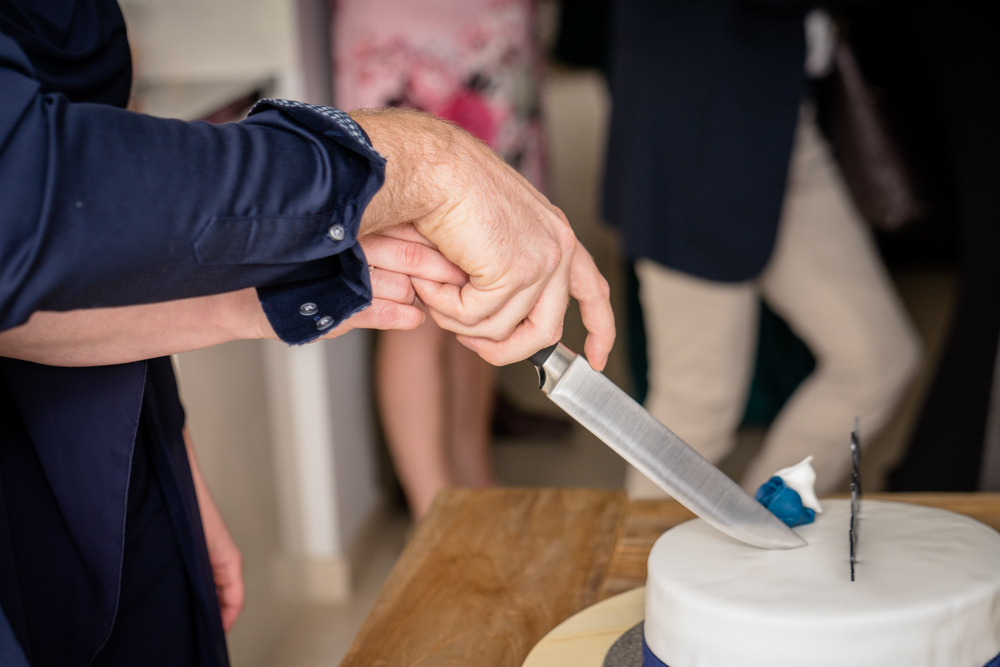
[0,30,386,344]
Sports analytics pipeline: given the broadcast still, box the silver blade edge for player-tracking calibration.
[546,354,805,550]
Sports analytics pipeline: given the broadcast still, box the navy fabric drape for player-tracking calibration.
[603,0,805,282]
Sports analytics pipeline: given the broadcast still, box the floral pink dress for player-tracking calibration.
[333,0,545,188]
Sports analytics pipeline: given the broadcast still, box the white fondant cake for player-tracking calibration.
[644,500,1000,667]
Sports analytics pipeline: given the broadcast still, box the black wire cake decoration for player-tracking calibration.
[850,417,862,582]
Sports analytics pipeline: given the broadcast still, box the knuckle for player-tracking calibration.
[389,275,413,303]
[554,214,576,244]
[502,316,523,339]
[596,275,611,299]
[554,207,570,226]
[457,310,482,328]
[486,323,515,342]
[371,301,397,325]
[399,240,423,269]
[499,324,518,341]
[389,309,417,330]
[391,305,416,328]
[486,314,519,341]
[538,242,562,277]
[392,307,419,330]
[405,309,425,329]
[547,325,563,346]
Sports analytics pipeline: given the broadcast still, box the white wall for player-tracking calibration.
[120,0,297,88]
[174,342,295,667]
[325,332,380,546]
[263,334,380,602]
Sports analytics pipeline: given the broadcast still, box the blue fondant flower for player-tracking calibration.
[755,476,816,527]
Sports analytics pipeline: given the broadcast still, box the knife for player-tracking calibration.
[530,343,805,550]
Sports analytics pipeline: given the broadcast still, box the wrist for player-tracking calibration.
[350,109,460,237]
[229,288,278,342]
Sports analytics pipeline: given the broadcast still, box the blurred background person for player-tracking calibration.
[885,1,1000,492]
[334,0,568,518]
[603,0,922,497]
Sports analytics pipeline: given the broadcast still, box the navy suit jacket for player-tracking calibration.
[0,1,385,663]
[603,0,807,282]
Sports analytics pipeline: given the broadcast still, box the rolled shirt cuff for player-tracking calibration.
[246,99,383,344]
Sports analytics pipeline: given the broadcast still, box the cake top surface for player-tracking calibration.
[644,500,1000,667]
[649,499,1000,620]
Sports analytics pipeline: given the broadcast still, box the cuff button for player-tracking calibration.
[328,224,346,241]
[299,302,318,316]
[315,315,334,330]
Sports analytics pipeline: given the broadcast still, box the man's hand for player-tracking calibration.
[351,109,615,370]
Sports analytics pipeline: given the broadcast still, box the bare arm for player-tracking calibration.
[0,290,260,367]
[0,234,466,367]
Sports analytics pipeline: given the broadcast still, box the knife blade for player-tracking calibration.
[530,343,805,550]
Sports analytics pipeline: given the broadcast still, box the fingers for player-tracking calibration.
[210,543,244,632]
[411,215,569,334]
[360,235,467,287]
[352,299,426,331]
[453,303,564,366]
[370,267,416,305]
[451,245,572,366]
[318,265,430,340]
[216,560,245,632]
[570,242,615,371]
[449,242,615,369]
[321,299,425,339]
[412,275,548,341]
[375,222,439,248]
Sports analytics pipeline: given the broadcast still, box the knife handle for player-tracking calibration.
[528,344,558,367]
[528,342,578,392]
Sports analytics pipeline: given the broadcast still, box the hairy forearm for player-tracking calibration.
[351,108,458,238]
[0,288,269,367]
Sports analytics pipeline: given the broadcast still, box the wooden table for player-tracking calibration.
[339,489,1000,666]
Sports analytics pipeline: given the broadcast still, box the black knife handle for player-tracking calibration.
[529,344,558,367]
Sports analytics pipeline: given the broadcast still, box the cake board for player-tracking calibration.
[521,587,645,667]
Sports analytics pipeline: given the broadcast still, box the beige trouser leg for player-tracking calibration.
[742,106,921,493]
[625,263,758,498]
[626,105,921,498]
